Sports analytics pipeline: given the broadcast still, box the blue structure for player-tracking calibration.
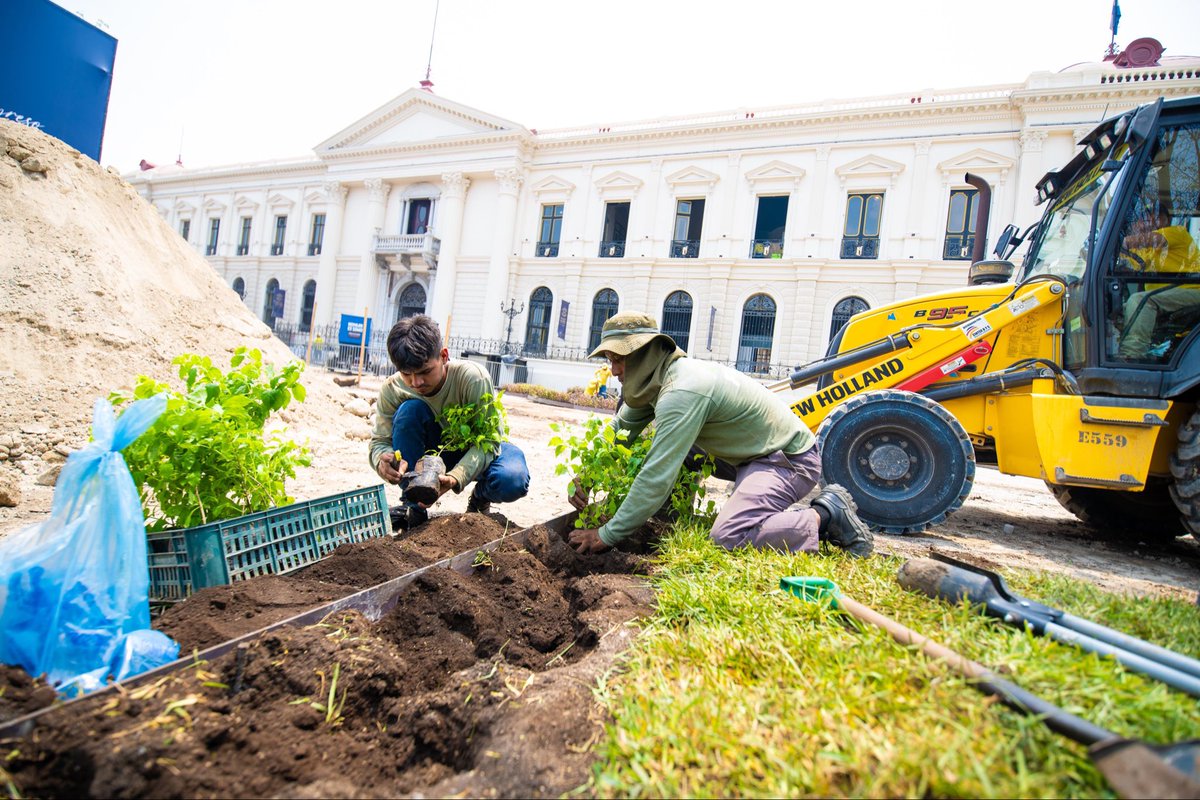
[3,0,118,161]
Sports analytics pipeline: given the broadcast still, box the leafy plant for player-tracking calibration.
[435,391,507,455]
[110,348,311,531]
[549,416,717,529]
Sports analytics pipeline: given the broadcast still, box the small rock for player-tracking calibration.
[36,465,63,486]
[344,427,371,441]
[344,398,372,418]
[7,145,32,162]
[1002,523,1015,535]
[41,450,66,464]
[53,443,72,457]
[20,424,49,435]
[20,156,47,174]
[0,470,20,507]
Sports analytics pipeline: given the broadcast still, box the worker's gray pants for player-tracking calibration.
[710,446,822,553]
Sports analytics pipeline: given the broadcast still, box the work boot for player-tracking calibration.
[811,484,874,558]
[465,488,491,515]
[390,503,428,533]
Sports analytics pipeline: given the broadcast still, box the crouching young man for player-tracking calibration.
[568,312,873,558]
[369,315,530,530]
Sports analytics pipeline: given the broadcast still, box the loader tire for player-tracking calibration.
[1046,480,1186,542]
[817,389,975,534]
[1168,407,1200,541]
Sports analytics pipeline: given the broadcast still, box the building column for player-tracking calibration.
[314,181,346,326]
[805,145,831,258]
[428,171,470,335]
[481,167,525,340]
[904,140,931,259]
[1013,129,1048,223]
[353,178,391,317]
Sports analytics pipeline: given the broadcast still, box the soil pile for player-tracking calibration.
[2,519,656,798]
[0,120,378,534]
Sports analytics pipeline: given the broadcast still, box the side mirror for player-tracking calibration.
[992,225,1018,259]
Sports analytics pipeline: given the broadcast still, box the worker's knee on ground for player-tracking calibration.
[477,444,530,502]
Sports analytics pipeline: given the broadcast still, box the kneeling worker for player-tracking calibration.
[370,315,530,530]
[568,312,872,558]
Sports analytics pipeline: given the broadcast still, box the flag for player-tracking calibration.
[1110,0,1121,37]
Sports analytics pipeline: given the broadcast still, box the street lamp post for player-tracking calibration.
[500,299,524,355]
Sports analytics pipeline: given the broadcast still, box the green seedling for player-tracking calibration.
[472,550,496,570]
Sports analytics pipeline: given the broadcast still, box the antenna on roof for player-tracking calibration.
[420,0,440,92]
[176,127,185,168]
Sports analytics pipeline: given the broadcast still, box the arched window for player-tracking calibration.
[661,291,693,353]
[525,286,553,356]
[588,288,620,353]
[232,277,245,300]
[829,296,869,341]
[736,294,776,374]
[262,278,280,326]
[299,280,317,332]
[396,283,427,322]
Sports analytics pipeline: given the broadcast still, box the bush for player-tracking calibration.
[110,348,311,532]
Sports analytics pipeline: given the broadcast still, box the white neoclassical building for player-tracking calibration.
[130,40,1200,376]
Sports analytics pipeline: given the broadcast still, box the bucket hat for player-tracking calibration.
[587,312,678,359]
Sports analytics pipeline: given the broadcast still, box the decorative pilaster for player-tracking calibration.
[1015,129,1049,209]
[428,172,470,334]
[805,146,831,258]
[904,140,932,259]
[481,167,525,340]
[314,181,347,326]
[353,178,391,316]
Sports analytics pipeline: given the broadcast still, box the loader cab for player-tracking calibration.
[1018,97,1200,399]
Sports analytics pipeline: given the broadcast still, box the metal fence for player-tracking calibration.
[271,322,797,382]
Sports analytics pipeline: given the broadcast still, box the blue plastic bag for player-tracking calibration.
[0,395,180,696]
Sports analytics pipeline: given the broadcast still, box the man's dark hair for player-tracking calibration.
[387,315,443,370]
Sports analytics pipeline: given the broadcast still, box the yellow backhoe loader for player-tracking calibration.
[775,96,1200,539]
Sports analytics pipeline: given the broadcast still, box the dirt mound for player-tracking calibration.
[0,120,377,535]
[2,523,655,798]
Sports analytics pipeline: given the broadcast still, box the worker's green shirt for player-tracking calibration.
[598,358,815,546]
[369,361,502,491]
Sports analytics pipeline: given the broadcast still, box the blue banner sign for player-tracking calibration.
[271,289,286,322]
[4,0,118,162]
[557,300,570,339]
[338,314,373,347]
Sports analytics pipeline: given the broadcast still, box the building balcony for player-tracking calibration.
[750,239,784,259]
[372,232,440,273]
[943,233,975,261]
[536,241,559,257]
[841,236,879,259]
[270,244,285,256]
[598,240,626,258]
[308,243,322,256]
[670,239,699,258]
[235,244,249,256]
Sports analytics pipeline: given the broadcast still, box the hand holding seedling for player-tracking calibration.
[377,450,408,484]
[568,477,589,511]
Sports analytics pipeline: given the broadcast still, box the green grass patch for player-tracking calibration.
[592,524,1200,797]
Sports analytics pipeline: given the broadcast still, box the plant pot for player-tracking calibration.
[404,455,446,506]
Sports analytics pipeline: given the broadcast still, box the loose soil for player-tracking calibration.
[2,517,656,798]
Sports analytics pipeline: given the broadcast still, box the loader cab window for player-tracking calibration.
[1023,133,1132,370]
[1104,121,1200,365]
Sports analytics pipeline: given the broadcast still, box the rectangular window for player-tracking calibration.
[236,216,251,256]
[179,219,190,241]
[750,196,788,258]
[406,199,431,235]
[271,215,287,256]
[671,198,705,258]
[841,192,884,259]
[308,213,325,256]
[943,188,979,260]
[537,203,563,257]
[206,218,220,256]
[598,202,629,257]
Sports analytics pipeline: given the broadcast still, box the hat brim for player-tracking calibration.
[588,332,677,359]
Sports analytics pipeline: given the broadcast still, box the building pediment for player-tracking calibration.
[233,195,259,212]
[745,160,806,187]
[938,148,1015,182]
[835,154,906,187]
[267,192,295,210]
[316,88,529,155]
[202,197,226,213]
[173,199,196,215]
[665,165,720,192]
[531,175,576,198]
[595,170,642,198]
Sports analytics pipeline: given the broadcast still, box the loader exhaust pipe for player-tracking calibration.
[965,172,991,265]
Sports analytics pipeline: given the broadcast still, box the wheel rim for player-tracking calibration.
[854,427,935,503]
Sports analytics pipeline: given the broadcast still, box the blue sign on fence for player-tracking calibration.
[557,300,570,340]
[3,0,118,162]
[338,314,373,347]
[271,289,286,321]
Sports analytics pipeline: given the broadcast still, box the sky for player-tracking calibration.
[59,0,1200,173]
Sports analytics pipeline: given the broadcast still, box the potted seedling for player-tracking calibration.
[403,392,508,506]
